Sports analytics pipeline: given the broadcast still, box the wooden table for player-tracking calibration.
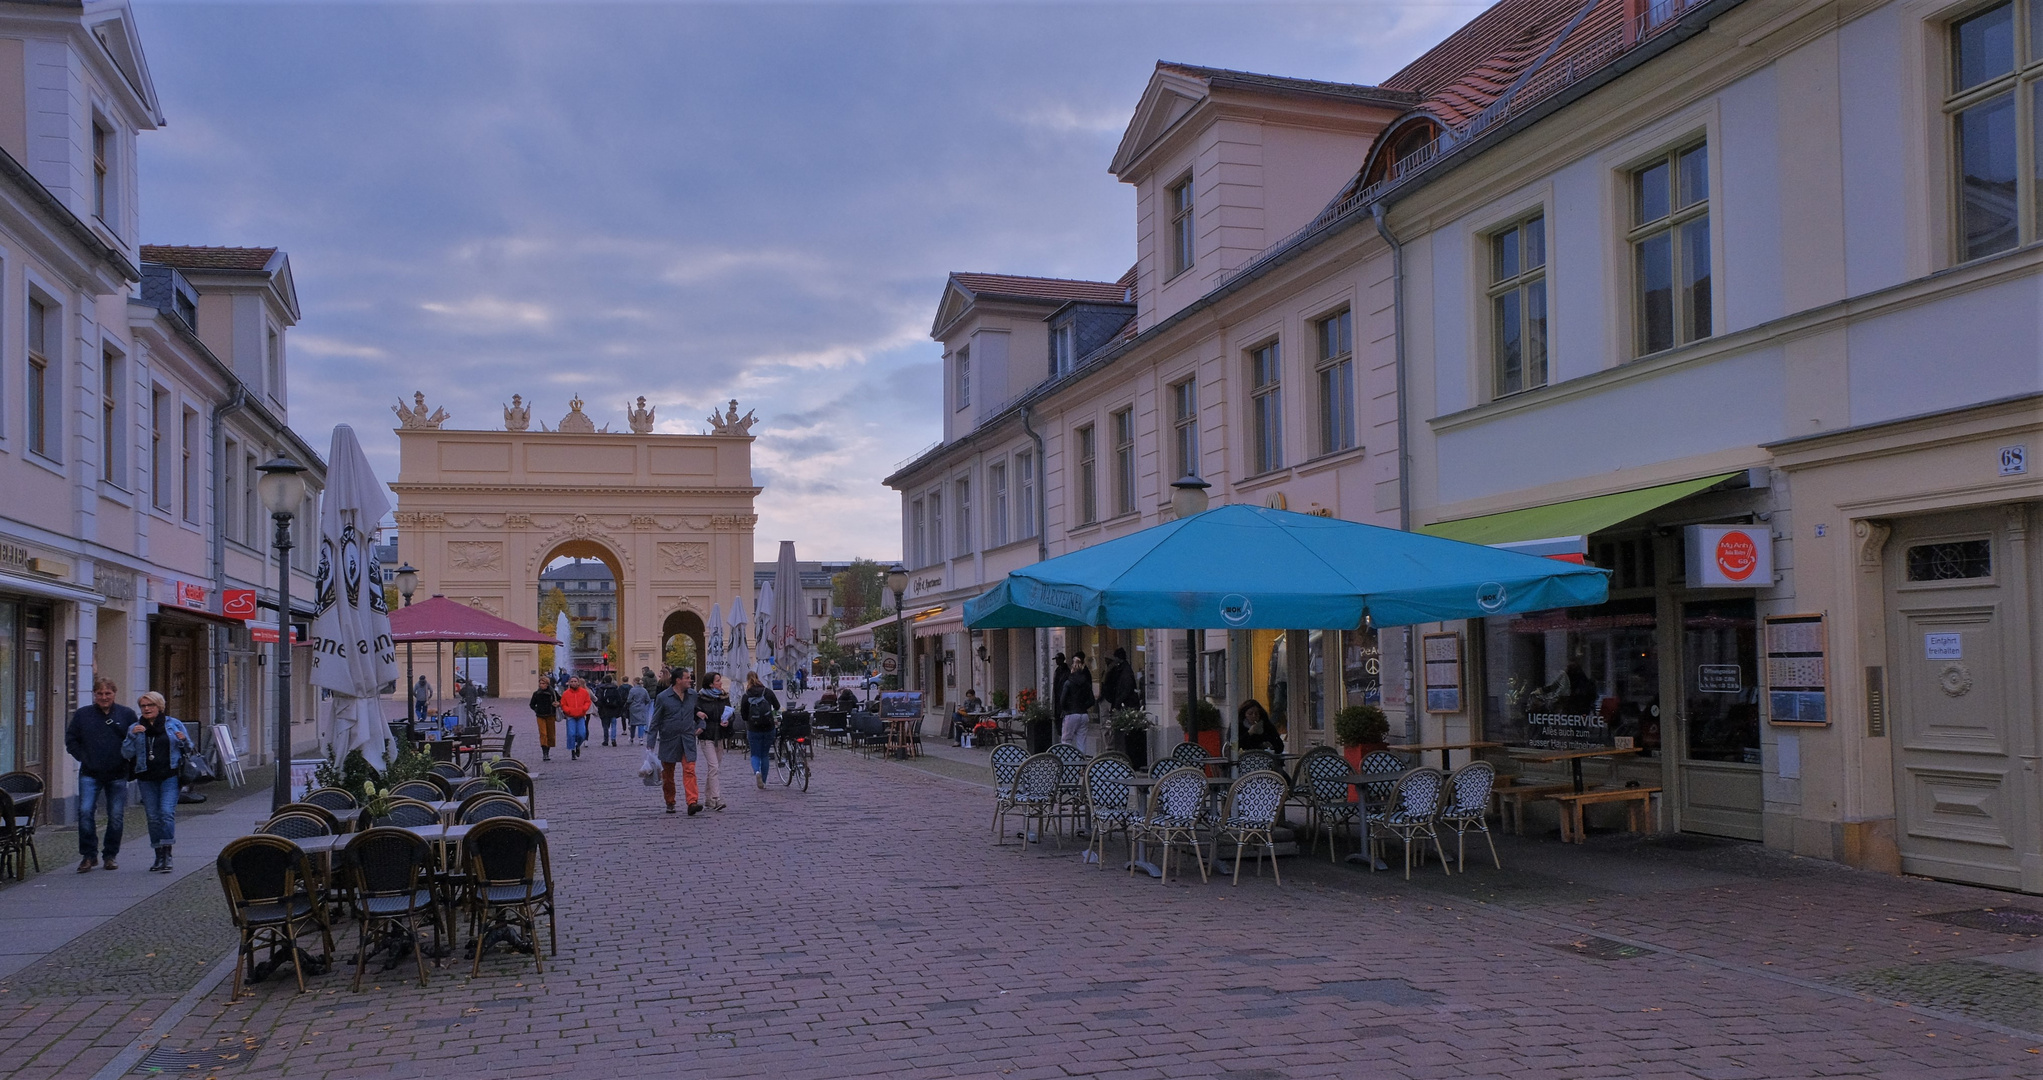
[1387,741,1502,771]
[1516,746,1644,793]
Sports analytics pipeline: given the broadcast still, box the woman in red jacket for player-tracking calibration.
[558,677,594,761]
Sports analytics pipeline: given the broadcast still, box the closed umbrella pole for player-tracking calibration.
[308,425,398,768]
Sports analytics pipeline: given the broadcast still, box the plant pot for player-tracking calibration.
[1342,743,1386,799]
[1195,729,1223,773]
[1121,729,1149,772]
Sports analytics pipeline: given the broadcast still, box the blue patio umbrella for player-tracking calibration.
[963,504,1608,630]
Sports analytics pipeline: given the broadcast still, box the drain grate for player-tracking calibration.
[1550,936,1652,961]
[134,1037,262,1073]
[1925,908,2043,936]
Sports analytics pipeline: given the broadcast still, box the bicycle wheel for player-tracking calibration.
[782,750,797,786]
[796,754,810,792]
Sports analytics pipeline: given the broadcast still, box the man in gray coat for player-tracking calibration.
[647,667,702,815]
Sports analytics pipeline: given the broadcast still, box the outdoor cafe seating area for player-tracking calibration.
[214,756,554,999]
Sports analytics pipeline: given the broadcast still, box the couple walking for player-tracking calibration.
[644,668,780,814]
[66,678,197,874]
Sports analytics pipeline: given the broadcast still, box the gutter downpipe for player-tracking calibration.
[1020,403,1050,699]
[210,385,250,747]
[1372,201,1419,744]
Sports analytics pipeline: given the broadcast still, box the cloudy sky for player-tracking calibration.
[135,0,1481,561]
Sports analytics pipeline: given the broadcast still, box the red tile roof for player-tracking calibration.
[951,272,1129,305]
[139,245,279,272]
[1382,0,1626,127]
[1155,62,1415,108]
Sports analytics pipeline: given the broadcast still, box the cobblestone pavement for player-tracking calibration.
[5,708,2041,1080]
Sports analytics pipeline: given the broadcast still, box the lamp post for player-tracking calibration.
[395,563,418,724]
[886,565,908,694]
[1170,475,1211,738]
[258,456,309,812]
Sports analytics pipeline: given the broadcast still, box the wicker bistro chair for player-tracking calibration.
[1300,751,1364,862]
[1080,754,1136,870]
[1005,753,1063,851]
[1167,740,1210,775]
[1367,768,1453,880]
[495,758,529,772]
[259,811,334,841]
[1217,770,1291,886]
[458,793,530,825]
[270,803,346,836]
[1438,760,1502,871]
[0,790,34,880]
[372,798,443,830]
[1134,767,1211,884]
[462,818,556,976]
[1236,749,1280,777]
[1048,743,1090,836]
[0,770,46,830]
[341,828,441,990]
[490,768,534,806]
[449,778,495,804]
[216,835,333,997]
[988,744,1028,842]
[303,787,359,814]
[390,780,445,804]
[428,762,466,783]
[1354,751,1409,814]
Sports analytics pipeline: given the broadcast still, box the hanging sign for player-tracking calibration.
[1686,525,1772,587]
[223,589,258,620]
[174,581,209,610]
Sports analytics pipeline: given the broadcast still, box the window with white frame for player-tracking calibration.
[100,347,122,485]
[150,387,171,510]
[224,439,241,541]
[1111,407,1135,517]
[1947,1,2043,261]
[989,461,1008,547]
[1249,341,1283,474]
[266,326,282,402]
[243,450,259,540]
[1314,308,1355,454]
[91,119,111,225]
[1631,143,1710,356]
[928,489,944,562]
[1167,174,1196,277]
[1171,377,1199,480]
[26,296,54,460]
[811,597,827,618]
[1075,423,1098,526]
[954,345,970,410]
[1016,451,1037,538]
[1489,214,1548,395]
[1050,324,1073,377]
[912,499,926,566]
[182,406,200,522]
[954,477,972,554]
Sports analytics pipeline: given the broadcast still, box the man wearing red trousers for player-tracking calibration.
[647,667,704,815]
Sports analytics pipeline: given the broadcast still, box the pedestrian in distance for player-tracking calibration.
[529,676,559,762]
[1100,647,1140,710]
[559,677,594,760]
[413,675,432,722]
[66,677,136,872]
[695,671,732,810]
[626,675,653,752]
[647,667,702,815]
[1059,652,1095,752]
[122,691,194,874]
[596,675,625,747]
[739,672,781,788]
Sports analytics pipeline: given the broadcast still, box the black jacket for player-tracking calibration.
[1058,670,1096,715]
[740,686,782,732]
[696,688,732,739]
[1052,662,1071,712]
[528,687,557,718]
[68,703,138,780]
[1099,659,1139,710]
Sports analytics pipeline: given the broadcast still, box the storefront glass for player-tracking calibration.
[1481,597,1662,756]
[1305,629,1326,731]
[1680,598,1760,764]
[1342,628,1380,707]
[0,600,16,771]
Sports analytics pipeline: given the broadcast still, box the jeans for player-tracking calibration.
[565,715,589,751]
[77,773,127,859]
[137,778,178,847]
[600,716,617,743]
[747,730,773,781]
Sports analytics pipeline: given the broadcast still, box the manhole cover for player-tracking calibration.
[1925,908,2043,936]
[1550,936,1651,961]
[134,1038,262,1073]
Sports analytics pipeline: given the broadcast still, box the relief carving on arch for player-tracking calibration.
[447,541,503,572]
[658,542,709,574]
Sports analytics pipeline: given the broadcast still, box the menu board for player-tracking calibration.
[1422,632,1462,714]
[1764,613,1828,727]
[878,692,924,719]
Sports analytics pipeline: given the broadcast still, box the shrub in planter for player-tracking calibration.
[1177,698,1224,760]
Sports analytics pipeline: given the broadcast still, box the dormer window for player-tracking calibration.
[266,325,283,402]
[1168,174,1195,278]
[954,345,970,410]
[92,120,111,225]
[1050,324,1073,377]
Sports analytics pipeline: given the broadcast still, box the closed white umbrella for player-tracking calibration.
[309,425,399,765]
[771,540,810,683]
[706,602,724,677]
[754,578,776,681]
[724,597,750,690]
[554,612,572,675]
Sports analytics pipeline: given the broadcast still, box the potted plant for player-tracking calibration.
[1105,707,1153,771]
[1178,697,1224,761]
[1022,699,1056,754]
[1334,704,1391,770]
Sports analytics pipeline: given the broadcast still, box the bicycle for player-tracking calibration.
[462,700,504,734]
[776,728,812,792]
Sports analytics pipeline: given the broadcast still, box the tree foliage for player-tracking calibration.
[535,584,570,672]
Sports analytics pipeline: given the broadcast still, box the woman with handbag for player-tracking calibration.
[122,691,194,873]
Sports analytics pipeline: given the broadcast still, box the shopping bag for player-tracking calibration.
[639,745,661,786]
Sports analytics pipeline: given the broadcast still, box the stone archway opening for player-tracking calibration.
[661,609,707,681]
[538,539,626,680]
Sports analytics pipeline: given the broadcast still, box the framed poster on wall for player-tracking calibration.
[1422,631,1462,714]
[1764,613,1829,727]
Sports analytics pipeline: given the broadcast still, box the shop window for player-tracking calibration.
[1591,536,1657,590]
[1906,539,1992,581]
[1482,598,1661,754]
[1681,598,1760,764]
[1342,629,1381,708]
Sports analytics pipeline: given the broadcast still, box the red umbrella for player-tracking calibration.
[389,595,557,644]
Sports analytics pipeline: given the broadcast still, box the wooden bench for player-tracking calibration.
[1549,786,1662,843]
[1494,782,1574,835]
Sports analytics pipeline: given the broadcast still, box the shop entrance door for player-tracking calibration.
[1675,597,1762,840]
[1884,508,2035,892]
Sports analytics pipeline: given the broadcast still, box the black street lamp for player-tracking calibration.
[257,456,309,812]
[886,565,908,696]
[395,562,418,725]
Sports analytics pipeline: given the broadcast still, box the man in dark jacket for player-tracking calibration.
[66,677,137,872]
[647,668,702,815]
[595,677,625,747]
[1058,653,1096,751]
[1099,647,1140,710]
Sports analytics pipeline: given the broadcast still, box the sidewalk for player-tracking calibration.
[0,784,273,979]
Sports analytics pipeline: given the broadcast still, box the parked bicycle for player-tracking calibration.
[776,709,812,792]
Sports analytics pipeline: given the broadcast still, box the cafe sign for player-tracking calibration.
[1685,524,1772,588]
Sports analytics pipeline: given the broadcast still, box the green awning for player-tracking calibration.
[1420,472,1741,546]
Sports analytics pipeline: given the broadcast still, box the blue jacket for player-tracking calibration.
[121,717,193,779]
[68,703,139,780]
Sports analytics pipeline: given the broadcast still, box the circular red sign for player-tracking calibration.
[1715,531,1759,581]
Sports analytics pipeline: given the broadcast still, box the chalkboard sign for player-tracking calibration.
[1525,712,1609,750]
[878,692,924,719]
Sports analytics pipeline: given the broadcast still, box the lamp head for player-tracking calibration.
[394,563,418,601]
[1169,473,1212,519]
[885,565,908,598]
[256,456,308,515]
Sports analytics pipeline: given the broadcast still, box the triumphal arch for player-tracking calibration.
[390,391,760,698]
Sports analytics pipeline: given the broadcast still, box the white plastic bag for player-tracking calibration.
[639,744,660,786]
